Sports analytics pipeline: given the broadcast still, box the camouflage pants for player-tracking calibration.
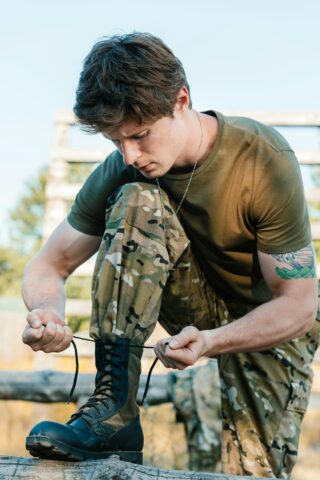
[169,360,222,473]
[90,182,320,478]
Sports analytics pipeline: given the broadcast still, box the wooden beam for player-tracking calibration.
[52,146,112,163]
[65,298,92,316]
[0,371,170,405]
[297,151,320,165]
[0,456,275,480]
[0,369,319,406]
[224,111,320,127]
[50,148,320,167]
[55,108,320,127]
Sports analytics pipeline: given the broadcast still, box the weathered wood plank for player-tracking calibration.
[55,108,320,127]
[51,147,320,165]
[0,371,170,405]
[1,370,320,406]
[0,456,278,479]
[48,148,320,168]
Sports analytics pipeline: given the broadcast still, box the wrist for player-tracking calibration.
[201,329,221,357]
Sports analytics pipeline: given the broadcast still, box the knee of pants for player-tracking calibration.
[113,181,171,209]
[118,181,158,199]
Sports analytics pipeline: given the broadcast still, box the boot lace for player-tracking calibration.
[68,340,127,422]
[69,337,161,410]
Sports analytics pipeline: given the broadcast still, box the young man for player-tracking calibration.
[22,32,319,477]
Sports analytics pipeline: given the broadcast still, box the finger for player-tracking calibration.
[166,345,193,365]
[154,341,177,369]
[168,326,199,350]
[22,324,45,346]
[39,322,72,351]
[49,326,74,353]
[26,310,44,329]
[34,320,58,348]
[27,309,65,329]
[41,309,65,327]
[41,323,66,352]
[154,343,170,367]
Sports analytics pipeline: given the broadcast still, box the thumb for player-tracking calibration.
[168,335,183,350]
[168,326,198,350]
[27,310,43,329]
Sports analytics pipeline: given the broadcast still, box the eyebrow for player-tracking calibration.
[108,129,148,142]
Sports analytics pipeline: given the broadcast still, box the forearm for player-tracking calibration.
[202,294,316,356]
[160,249,318,370]
[22,257,67,319]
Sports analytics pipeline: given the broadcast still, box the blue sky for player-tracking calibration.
[1,0,320,243]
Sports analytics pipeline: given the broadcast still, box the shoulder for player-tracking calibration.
[220,112,293,154]
[68,150,141,236]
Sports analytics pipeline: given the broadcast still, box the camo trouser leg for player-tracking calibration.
[169,360,222,472]
[218,313,319,478]
[161,267,319,478]
[89,182,190,344]
[89,181,319,478]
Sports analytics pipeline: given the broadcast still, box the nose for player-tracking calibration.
[121,141,141,166]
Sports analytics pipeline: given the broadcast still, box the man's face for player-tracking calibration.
[102,114,187,178]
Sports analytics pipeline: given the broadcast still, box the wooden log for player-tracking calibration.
[55,108,320,127]
[0,455,276,479]
[0,371,171,405]
[1,370,320,406]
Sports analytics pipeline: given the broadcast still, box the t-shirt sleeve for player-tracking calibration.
[67,150,136,236]
[252,149,311,254]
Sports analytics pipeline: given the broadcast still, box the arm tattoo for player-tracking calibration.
[272,243,316,279]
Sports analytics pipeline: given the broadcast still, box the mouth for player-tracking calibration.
[138,163,154,172]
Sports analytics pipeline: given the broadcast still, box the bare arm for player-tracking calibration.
[155,243,318,369]
[22,219,101,353]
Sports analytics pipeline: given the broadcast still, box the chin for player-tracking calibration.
[145,172,159,180]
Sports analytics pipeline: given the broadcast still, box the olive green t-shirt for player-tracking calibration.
[68,111,311,307]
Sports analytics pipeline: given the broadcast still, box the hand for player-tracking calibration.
[154,326,208,370]
[22,308,73,353]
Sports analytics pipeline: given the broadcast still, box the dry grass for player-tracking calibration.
[292,408,320,480]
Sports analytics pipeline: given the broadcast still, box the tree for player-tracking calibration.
[0,167,47,296]
[0,164,92,332]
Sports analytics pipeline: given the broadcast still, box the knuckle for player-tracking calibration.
[64,326,71,336]
[34,329,43,339]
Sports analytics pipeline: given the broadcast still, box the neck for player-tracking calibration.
[179,110,218,169]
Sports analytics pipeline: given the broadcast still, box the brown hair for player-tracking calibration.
[73,32,192,133]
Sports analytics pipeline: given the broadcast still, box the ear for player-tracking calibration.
[174,86,190,115]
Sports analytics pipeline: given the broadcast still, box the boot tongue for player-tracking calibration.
[95,339,112,376]
[93,341,115,400]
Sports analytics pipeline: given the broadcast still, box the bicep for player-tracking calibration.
[34,219,102,277]
[258,243,317,302]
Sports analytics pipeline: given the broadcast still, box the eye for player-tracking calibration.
[133,130,149,140]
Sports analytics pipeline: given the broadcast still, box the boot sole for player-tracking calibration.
[26,435,143,464]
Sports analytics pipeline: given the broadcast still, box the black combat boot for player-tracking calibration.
[26,334,144,463]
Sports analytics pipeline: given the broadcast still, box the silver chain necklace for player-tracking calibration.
[155,110,203,217]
